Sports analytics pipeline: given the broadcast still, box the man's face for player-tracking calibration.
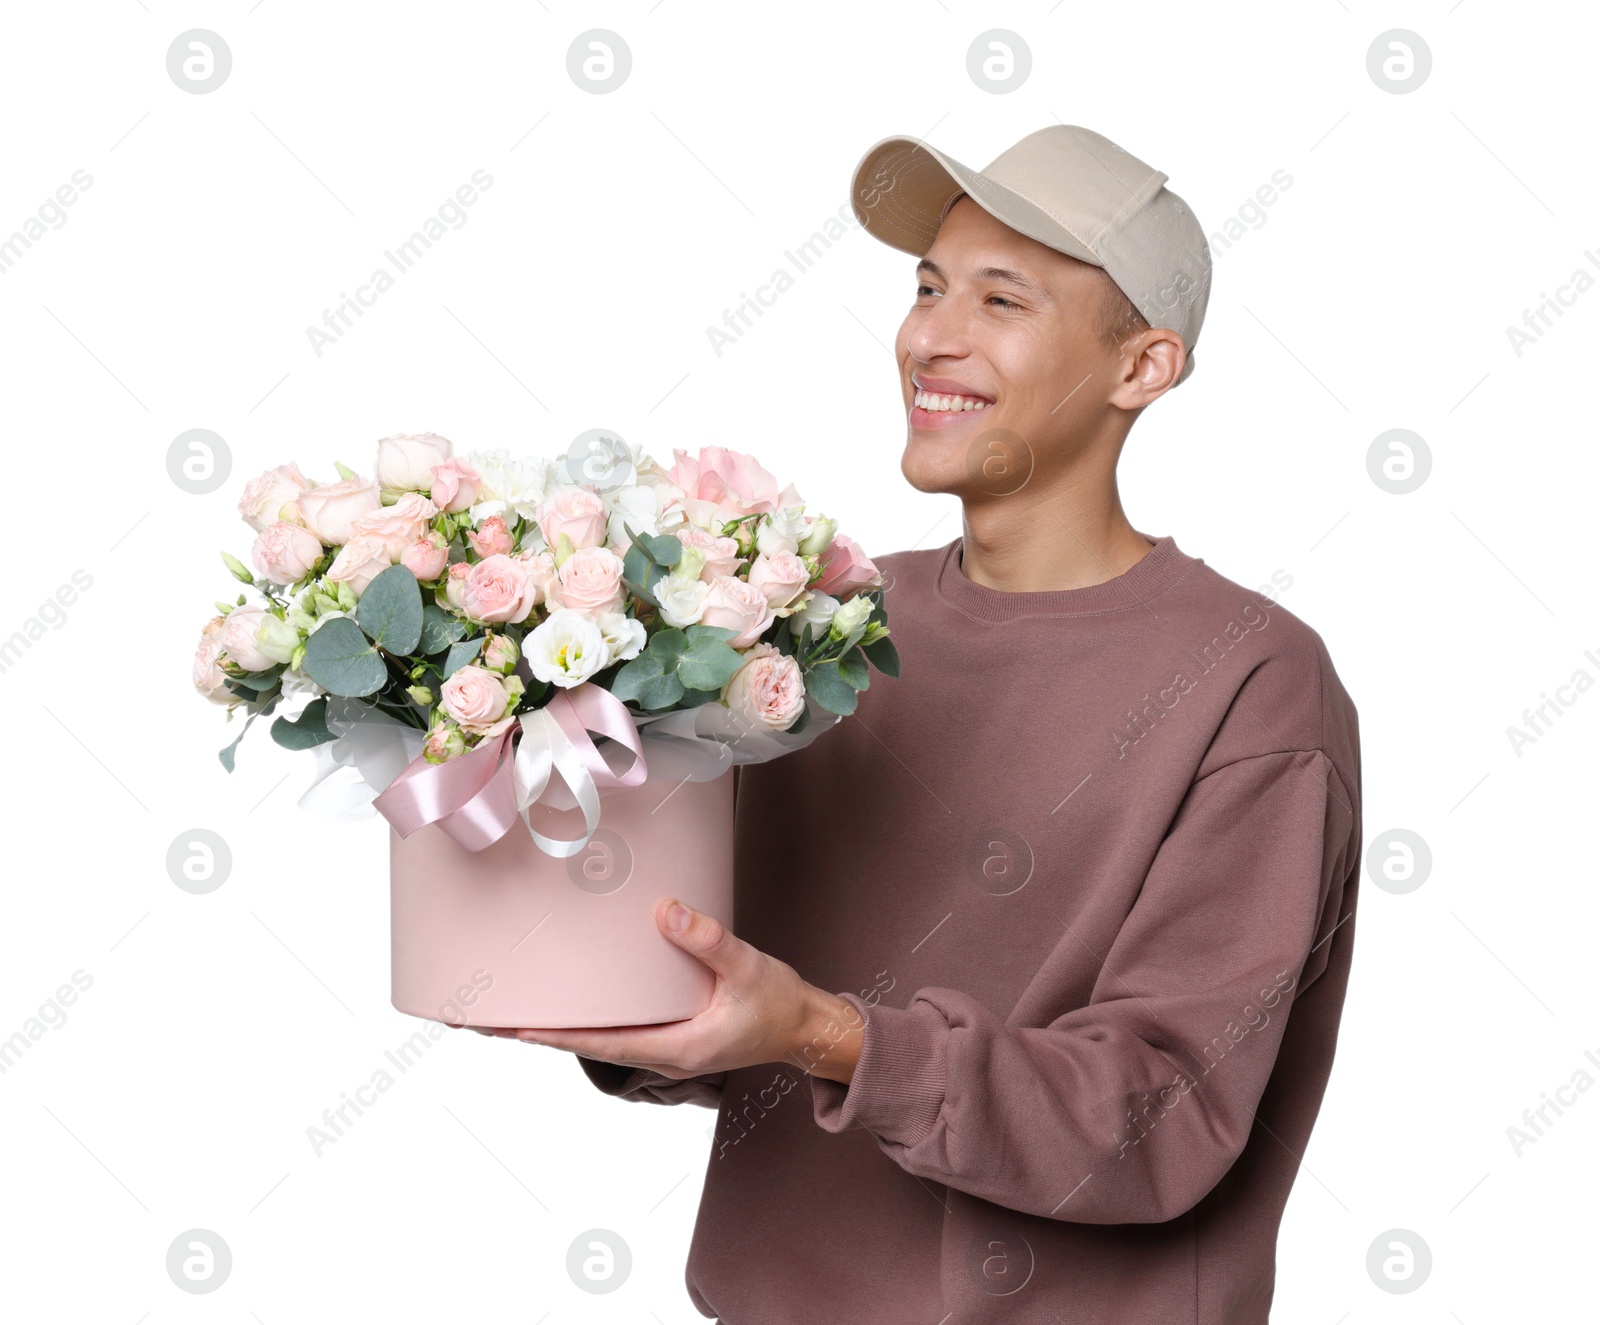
[894,196,1135,499]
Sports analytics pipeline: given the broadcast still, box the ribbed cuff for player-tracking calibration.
[811,991,947,1147]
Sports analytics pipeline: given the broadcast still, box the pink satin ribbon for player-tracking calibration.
[373,682,648,853]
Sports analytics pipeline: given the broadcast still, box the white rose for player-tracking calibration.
[787,589,839,639]
[527,608,608,687]
[605,483,669,548]
[828,594,874,639]
[375,432,453,492]
[797,514,838,557]
[655,574,710,628]
[756,505,809,557]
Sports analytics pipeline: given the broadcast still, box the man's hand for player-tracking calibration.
[463,898,863,1085]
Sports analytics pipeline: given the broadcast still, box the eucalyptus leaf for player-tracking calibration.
[804,660,859,716]
[300,617,387,697]
[440,635,485,680]
[677,637,743,693]
[837,647,870,690]
[270,697,335,750]
[862,635,901,678]
[419,603,466,655]
[354,564,424,655]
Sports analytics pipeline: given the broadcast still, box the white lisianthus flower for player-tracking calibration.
[526,607,608,687]
[756,505,809,557]
[787,588,839,638]
[655,574,710,628]
[464,448,558,525]
[828,593,875,640]
[595,610,647,665]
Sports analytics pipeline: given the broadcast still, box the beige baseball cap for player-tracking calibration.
[850,124,1212,386]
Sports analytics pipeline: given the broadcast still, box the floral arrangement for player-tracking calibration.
[192,432,897,780]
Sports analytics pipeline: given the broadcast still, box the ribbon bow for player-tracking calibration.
[372,682,648,858]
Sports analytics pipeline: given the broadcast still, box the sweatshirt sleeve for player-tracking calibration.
[576,1054,728,1110]
[808,747,1358,1225]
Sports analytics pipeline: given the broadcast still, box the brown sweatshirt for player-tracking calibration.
[579,531,1362,1325]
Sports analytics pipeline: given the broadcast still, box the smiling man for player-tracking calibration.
[490,125,1363,1325]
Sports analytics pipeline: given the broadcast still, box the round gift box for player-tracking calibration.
[389,767,734,1028]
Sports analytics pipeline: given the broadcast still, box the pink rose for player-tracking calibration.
[814,533,882,600]
[297,474,382,546]
[430,457,482,514]
[460,553,539,624]
[252,520,324,584]
[346,491,438,561]
[402,533,449,582]
[466,515,514,558]
[675,525,744,580]
[192,616,232,704]
[723,641,806,731]
[746,549,810,608]
[325,532,395,596]
[698,574,776,648]
[662,446,804,528]
[218,606,277,672]
[443,561,473,614]
[441,665,511,731]
[374,432,453,492]
[513,548,559,606]
[536,485,607,553]
[238,463,312,533]
[547,545,626,617]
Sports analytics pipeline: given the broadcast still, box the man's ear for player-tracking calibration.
[1111,329,1185,407]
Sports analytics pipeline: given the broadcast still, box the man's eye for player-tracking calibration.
[915,283,938,297]
[988,295,1019,309]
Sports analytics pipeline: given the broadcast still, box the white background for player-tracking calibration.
[1,1,1594,1321]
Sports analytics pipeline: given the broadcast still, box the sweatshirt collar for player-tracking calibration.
[933,529,1197,622]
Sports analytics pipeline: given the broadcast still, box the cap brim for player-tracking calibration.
[850,135,1101,268]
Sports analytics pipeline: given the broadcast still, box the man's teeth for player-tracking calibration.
[914,390,991,412]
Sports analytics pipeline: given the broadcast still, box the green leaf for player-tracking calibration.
[354,564,424,655]
[643,533,683,567]
[270,697,336,750]
[300,617,387,697]
[862,635,900,678]
[611,653,684,710]
[441,635,485,679]
[677,637,743,693]
[646,628,689,668]
[621,545,659,607]
[224,666,284,693]
[419,603,466,655]
[804,660,859,716]
[837,647,870,690]
[685,622,739,643]
[217,692,281,772]
[677,685,722,708]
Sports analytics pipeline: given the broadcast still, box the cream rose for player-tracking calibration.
[655,574,710,629]
[325,531,395,596]
[375,432,454,492]
[675,525,743,580]
[745,549,810,609]
[238,463,311,533]
[218,607,280,672]
[297,474,382,546]
[698,574,776,648]
[252,520,324,584]
[536,485,608,554]
[723,642,806,732]
[348,491,439,560]
[460,553,539,624]
[441,665,512,731]
[548,545,626,618]
[192,617,232,704]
